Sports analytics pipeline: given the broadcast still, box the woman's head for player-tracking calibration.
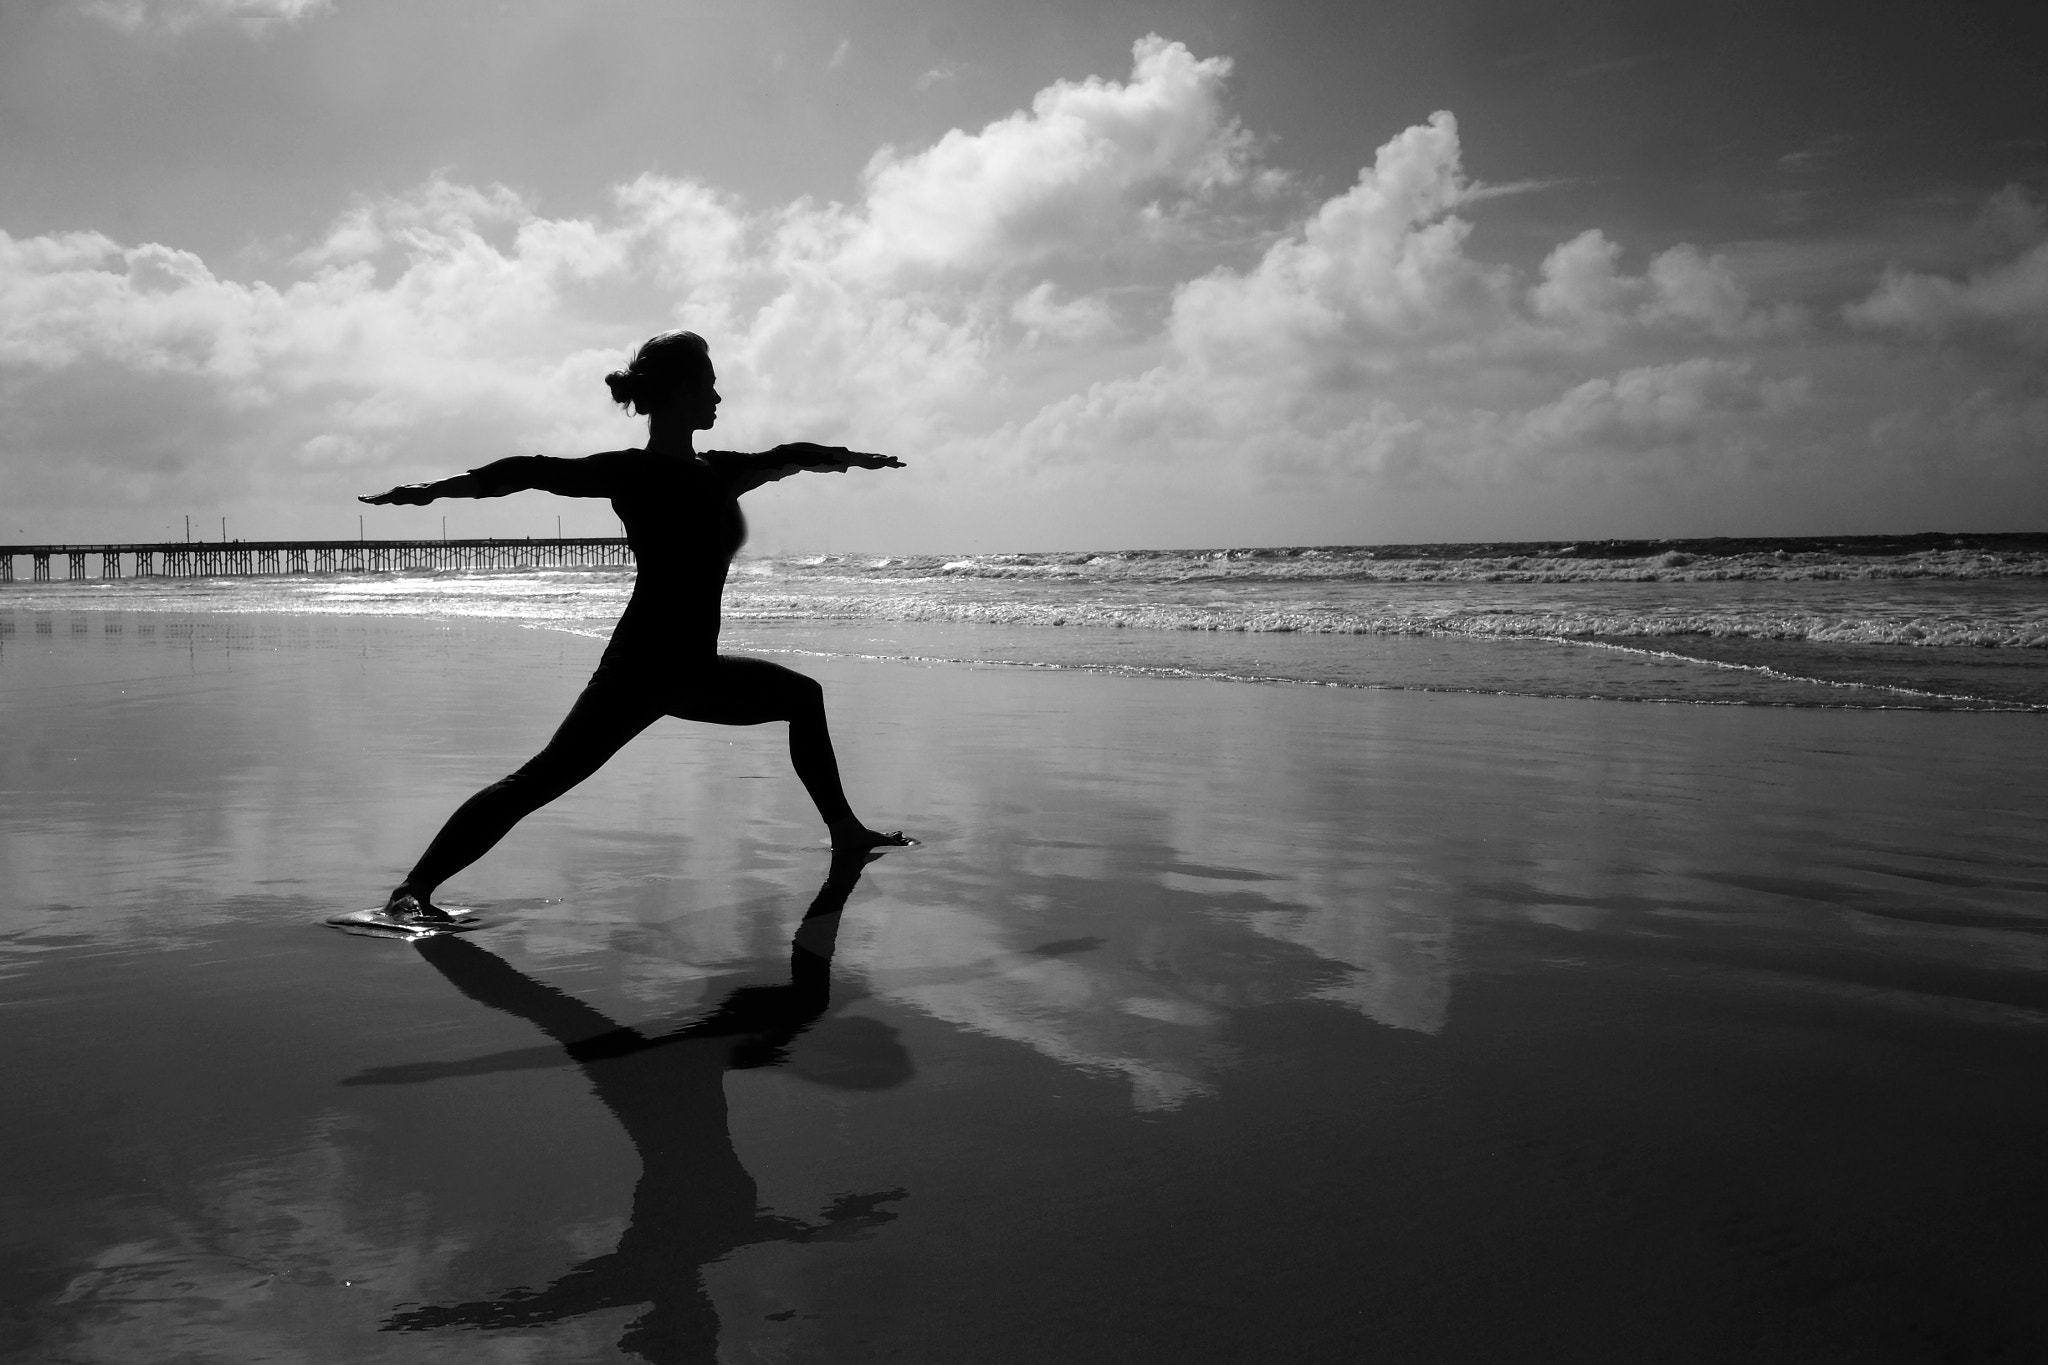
[605,330,716,421]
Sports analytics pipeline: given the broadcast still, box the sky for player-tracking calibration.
[1,0,2044,552]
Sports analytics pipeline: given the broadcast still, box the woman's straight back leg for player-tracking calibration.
[399,670,666,903]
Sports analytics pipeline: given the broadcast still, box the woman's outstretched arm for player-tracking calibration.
[726,443,905,495]
[360,452,630,505]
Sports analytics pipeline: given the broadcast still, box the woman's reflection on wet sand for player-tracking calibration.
[343,850,909,1363]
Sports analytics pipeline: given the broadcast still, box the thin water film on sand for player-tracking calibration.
[2,613,2045,1362]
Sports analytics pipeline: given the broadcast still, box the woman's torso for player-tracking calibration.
[605,450,746,667]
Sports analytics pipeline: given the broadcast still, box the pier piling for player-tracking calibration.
[0,538,634,582]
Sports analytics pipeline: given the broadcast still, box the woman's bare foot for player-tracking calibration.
[383,886,454,923]
[830,823,911,852]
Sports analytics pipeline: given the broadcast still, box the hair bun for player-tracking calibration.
[604,369,638,404]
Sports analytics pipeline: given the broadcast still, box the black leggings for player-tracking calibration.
[404,655,857,895]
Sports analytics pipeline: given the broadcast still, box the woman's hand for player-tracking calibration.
[840,450,906,471]
[359,483,439,506]
[770,443,906,472]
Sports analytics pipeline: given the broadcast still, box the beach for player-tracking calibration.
[3,609,2046,1363]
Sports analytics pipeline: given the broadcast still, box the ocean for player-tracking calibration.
[4,538,2045,710]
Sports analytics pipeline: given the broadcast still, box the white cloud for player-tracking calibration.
[827,37,852,71]
[1011,282,1119,345]
[1530,229,1634,336]
[1530,232,1793,343]
[1170,111,1502,366]
[1640,244,1779,337]
[996,109,1814,493]
[840,34,1253,279]
[0,35,2041,546]
[1846,238,2048,348]
[1514,357,1802,458]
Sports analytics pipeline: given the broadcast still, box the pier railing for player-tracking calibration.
[0,539,633,582]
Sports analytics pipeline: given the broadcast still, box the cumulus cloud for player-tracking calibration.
[0,35,2041,545]
[1529,229,1635,335]
[1011,282,1119,345]
[1846,238,2048,348]
[1530,231,1794,342]
[841,34,1253,279]
[1515,358,1807,460]
[1170,111,1502,366]
[0,36,1267,523]
[999,108,1817,496]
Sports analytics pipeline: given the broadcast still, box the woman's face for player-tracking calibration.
[662,367,720,430]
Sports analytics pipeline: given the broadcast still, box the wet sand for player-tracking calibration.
[2,611,2046,1363]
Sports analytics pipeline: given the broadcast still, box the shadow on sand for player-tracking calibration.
[342,849,909,1363]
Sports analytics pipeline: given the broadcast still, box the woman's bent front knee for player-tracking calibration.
[789,671,825,714]
[669,657,827,726]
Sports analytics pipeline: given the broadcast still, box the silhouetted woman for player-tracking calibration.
[361,331,906,922]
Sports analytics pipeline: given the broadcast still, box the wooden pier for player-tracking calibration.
[0,538,633,582]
